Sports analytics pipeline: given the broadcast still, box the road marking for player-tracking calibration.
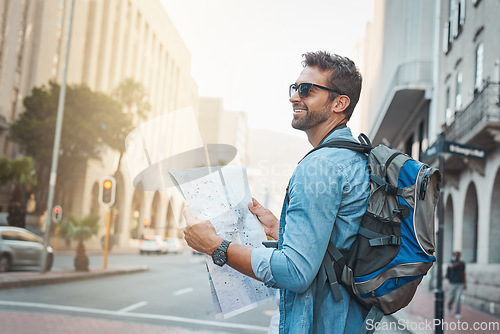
[172,287,193,296]
[117,301,147,313]
[0,301,268,332]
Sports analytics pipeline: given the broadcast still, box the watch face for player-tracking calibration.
[212,249,227,266]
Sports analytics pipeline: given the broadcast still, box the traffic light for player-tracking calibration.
[99,176,116,206]
[52,205,63,223]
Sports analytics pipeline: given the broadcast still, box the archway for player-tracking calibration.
[462,183,478,263]
[489,168,500,263]
[90,182,99,216]
[444,195,454,262]
[129,190,144,239]
[150,192,161,233]
[165,200,175,238]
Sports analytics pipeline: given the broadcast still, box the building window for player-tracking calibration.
[474,42,484,92]
[455,71,463,111]
[442,21,450,54]
[447,0,465,47]
[458,0,466,27]
[418,121,425,161]
[445,87,454,125]
[405,135,414,158]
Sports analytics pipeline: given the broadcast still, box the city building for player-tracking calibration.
[360,0,500,316]
[0,0,200,248]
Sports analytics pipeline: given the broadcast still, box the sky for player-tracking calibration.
[160,0,374,138]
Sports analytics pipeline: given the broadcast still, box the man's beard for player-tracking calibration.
[291,102,332,131]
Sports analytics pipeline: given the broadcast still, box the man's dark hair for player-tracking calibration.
[302,51,362,120]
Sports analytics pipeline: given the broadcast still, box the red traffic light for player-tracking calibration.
[103,179,113,190]
[52,205,62,222]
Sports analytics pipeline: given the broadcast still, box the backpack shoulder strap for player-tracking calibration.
[300,133,373,163]
[358,306,384,334]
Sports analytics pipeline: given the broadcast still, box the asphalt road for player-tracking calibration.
[0,251,408,333]
[0,251,277,333]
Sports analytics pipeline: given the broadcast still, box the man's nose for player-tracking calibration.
[289,91,300,103]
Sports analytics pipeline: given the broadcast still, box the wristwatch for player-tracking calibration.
[212,239,231,267]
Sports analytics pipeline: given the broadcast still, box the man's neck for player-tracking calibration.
[306,120,347,147]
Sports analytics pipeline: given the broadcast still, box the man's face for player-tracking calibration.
[290,66,334,131]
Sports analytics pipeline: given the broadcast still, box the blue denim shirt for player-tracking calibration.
[251,127,370,334]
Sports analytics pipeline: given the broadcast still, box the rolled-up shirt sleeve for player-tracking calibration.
[251,247,277,287]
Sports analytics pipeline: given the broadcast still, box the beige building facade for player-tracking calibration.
[0,0,201,248]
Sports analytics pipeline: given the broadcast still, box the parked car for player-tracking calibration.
[0,226,54,272]
[165,237,183,254]
[0,212,8,226]
[139,235,168,254]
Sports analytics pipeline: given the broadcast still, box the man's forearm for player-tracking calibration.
[226,243,259,281]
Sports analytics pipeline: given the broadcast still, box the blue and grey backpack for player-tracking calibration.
[303,133,441,333]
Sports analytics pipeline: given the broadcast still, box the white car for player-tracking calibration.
[165,238,183,254]
[139,235,168,254]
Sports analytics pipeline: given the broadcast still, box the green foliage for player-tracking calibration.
[11,81,133,163]
[113,78,151,121]
[0,157,37,201]
[9,81,136,208]
[58,214,100,243]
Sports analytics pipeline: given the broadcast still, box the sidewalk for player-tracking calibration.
[390,286,500,334]
[0,264,149,290]
[0,243,148,290]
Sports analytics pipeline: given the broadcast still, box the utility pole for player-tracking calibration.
[434,131,446,334]
[40,0,75,273]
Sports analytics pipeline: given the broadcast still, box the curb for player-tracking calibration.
[0,265,149,290]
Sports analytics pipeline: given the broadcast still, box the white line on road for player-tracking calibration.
[172,287,193,296]
[0,301,268,332]
[117,301,147,313]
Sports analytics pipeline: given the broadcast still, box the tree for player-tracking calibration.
[0,157,37,202]
[113,78,151,120]
[10,82,134,212]
[111,78,150,176]
[57,214,100,271]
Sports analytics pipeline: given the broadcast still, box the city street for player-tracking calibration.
[0,251,276,333]
[0,250,408,334]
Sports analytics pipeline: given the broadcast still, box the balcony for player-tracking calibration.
[370,61,433,145]
[442,82,500,173]
[446,82,500,145]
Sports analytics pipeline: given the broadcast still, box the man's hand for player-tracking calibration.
[183,207,223,255]
[248,198,279,240]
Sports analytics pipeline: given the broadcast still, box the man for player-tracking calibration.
[183,51,369,333]
[446,251,466,319]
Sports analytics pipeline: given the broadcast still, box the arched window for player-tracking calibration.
[489,168,500,263]
[462,183,478,263]
[474,42,484,92]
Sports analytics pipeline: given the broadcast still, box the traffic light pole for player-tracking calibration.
[40,0,75,273]
[103,210,111,269]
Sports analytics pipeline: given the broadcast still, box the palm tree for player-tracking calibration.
[0,157,37,202]
[58,214,100,271]
[9,157,37,203]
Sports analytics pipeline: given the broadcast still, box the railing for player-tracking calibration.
[446,82,500,142]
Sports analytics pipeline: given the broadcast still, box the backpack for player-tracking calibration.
[298,133,441,333]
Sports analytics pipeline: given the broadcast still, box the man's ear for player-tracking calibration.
[331,95,351,114]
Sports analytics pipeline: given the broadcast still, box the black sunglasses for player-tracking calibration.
[289,83,343,98]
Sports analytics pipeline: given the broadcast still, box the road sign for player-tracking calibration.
[424,140,486,161]
[424,141,440,160]
[443,141,487,160]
